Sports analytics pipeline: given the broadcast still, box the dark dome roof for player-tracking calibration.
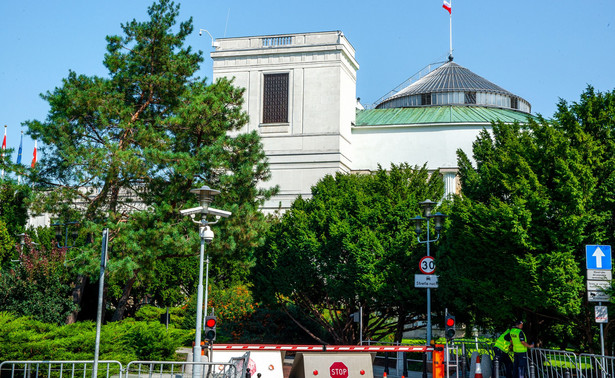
[395,62,512,96]
[376,61,531,113]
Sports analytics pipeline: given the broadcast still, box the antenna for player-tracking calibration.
[199,29,220,48]
[224,8,230,37]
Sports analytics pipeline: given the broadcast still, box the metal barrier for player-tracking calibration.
[577,353,615,378]
[450,339,496,378]
[0,354,250,378]
[444,345,461,378]
[125,353,250,378]
[528,348,579,378]
[0,360,123,378]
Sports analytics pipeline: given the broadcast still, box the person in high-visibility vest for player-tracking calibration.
[494,325,513,378]
[510,320,534,378]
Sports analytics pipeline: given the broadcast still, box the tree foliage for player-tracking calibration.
[0,220,13,267]
[439,86,615,350]
[0,312,190,361]
[0,181,30,243]
[0,234,77,324]
[252,164,445,344]
[24,0,275,321]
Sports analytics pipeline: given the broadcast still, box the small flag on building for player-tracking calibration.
[442,0,452,14]
[1,126,5,153]
[16,132,23,164]
[31,140,37,168]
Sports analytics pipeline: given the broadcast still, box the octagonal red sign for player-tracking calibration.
[330,362,348,378]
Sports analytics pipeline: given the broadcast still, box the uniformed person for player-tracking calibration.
[493,326,513,378]
[510,320,534,378]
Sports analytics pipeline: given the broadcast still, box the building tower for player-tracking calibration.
[212,31,359,212]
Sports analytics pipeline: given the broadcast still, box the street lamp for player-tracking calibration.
[413,199,446,345]
[51,221,79,248]
[181,185,231,377]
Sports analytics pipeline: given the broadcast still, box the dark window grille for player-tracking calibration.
[465,92,476,104]
[421,93,432,106]
[263,73,289,123]
[511,97,518,109]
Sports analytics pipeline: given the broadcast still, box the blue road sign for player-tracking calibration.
[586,245,612,270]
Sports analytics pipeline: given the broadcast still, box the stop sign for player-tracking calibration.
[330,362,348,378]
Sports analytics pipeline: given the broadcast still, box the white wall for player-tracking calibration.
[211,31,359,212]
[351,123,485,171]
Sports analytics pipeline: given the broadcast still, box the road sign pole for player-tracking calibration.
[587,245,611,356]
[600,302,605,356]
[426,219,432,345]
[93,229,108,378]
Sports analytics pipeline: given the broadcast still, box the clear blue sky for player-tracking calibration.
[1,0,614,162]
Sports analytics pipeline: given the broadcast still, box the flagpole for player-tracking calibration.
[1,125,6,180]
[449,0,453,60]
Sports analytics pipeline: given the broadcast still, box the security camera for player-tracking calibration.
[201,226,214,244]
[199,30,202,36]
[180,206,204,216]
[206,207,232,218]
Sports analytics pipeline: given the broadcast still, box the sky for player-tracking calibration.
[1,0,614,163]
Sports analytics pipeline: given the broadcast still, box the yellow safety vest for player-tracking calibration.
[494,329,511,352]
[510,328,527,353]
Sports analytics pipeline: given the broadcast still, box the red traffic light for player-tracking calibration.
[205,317,217,328]
[446,317,455,327]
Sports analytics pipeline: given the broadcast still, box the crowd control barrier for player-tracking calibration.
[0,360,123,378]
[0,353,250,378]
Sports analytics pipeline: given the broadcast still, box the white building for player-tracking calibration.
[211,31,532,212]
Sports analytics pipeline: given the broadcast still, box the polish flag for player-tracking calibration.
[31,140,37,168]
[443,0,452,14]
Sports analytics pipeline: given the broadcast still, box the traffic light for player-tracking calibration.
[444,314,456,340]
[204,315,217,342]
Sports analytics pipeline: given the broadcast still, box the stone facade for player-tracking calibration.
[211,31,359,212]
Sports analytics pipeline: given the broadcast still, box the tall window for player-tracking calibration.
[263,73,289,123]
[511,97,519,109]
[464,91,476,104]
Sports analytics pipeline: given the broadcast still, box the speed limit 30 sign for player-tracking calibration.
[419,256,435,274]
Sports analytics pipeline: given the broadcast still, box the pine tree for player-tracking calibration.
[25,0,276,322]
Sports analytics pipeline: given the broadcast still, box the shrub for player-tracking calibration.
[0,312,191,362]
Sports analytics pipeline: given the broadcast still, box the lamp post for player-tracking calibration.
[413,199,446,345]
[51,221,79,248]
[181,185,231,378]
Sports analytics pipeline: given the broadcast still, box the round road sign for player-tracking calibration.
[419,256,436,274]
[330,362,348,378]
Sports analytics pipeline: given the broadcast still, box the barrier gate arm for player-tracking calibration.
[212,344,433,353]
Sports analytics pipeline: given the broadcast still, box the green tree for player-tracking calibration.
[252,164,445,344]
[25,0,275,322]
[0,220,13,266]
[0,181,30,240]
[0,234,77,324]
[439,87,615,351]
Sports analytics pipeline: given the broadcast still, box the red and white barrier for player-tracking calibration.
[212,344,432,353]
